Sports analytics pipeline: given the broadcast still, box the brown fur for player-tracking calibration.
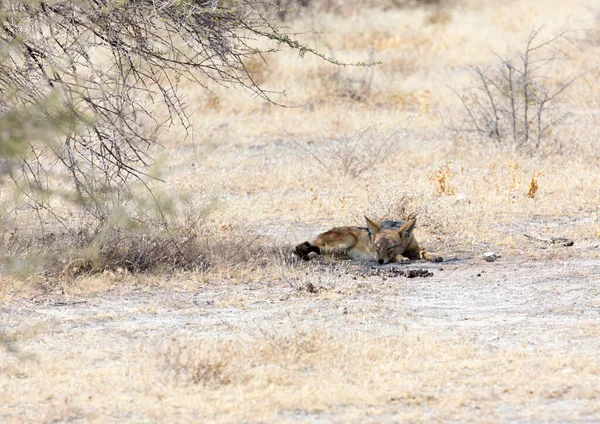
[295,216,442,264]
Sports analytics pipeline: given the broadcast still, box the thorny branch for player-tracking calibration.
[0,0,352,230]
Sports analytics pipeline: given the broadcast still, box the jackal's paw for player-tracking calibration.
[427,254,443,262]
[394,255,412,264]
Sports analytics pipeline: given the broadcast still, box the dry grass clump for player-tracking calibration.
[0,189,215,281]
[0,193,304,288]
[161,329,459,392]
[162,329,333,387]
[3,225,294,283]
[332,127,400,178]
[4,320,599,422]
[163,338,234,387]
[428,163,457,196]
[314,65,376,104]
[527,170,542,199]
[93,226,208,274]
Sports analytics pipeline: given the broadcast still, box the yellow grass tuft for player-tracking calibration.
[428,163,456,196]
[527,170,543,199]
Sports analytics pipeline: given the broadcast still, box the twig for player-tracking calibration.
[523,233,574,246]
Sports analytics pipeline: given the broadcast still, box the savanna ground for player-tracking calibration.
[2,0,600,422]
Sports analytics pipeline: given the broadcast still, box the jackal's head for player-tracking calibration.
[365,216,416,265]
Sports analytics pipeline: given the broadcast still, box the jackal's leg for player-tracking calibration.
[403,248,443,262]
[295,228,358,261]
[403,239,443,262]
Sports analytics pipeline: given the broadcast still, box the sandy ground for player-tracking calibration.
[2,250,600,423]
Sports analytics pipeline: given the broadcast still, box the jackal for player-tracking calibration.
[295,216,442,264]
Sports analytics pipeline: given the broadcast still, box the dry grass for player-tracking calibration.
[2,0,600,422]
[155,329,600,422]
[2,311,600,423]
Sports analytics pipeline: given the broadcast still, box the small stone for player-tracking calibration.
[455,194,471,203]
[483,252,500,262]
[338,306,348,314]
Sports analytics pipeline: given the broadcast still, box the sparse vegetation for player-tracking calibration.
[294,127,400,179]
[2,1,600,422]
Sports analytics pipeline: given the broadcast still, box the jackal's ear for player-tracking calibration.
[398,218,416,239]
[365,216,380,235]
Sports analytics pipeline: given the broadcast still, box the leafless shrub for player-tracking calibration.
[332,127,399,178]
[449,28,586,151]
[294,127,399,178]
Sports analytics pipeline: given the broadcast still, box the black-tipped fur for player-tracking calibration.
[295,242,322,260]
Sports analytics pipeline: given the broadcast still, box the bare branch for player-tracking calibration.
[449,27,586,151]
[1,0,358,230]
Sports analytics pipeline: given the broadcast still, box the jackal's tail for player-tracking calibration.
[295,242,322,260]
